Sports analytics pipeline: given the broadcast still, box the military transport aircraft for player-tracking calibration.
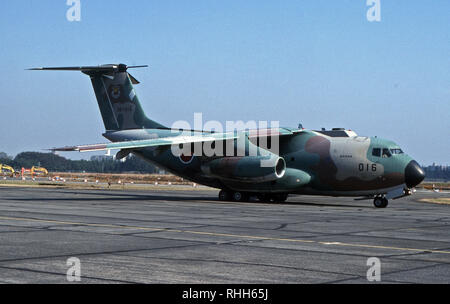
[29,64,425,208]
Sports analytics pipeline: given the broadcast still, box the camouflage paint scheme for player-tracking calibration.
[32,64,424,202]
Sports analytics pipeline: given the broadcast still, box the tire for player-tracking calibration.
[374,197,388,208]
[218,190,231,201]
[232,192,251,202]
[233,192,242,201]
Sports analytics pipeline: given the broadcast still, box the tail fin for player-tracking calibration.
[29,64,166,131]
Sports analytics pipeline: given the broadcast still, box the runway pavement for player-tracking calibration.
[0,186,449,284]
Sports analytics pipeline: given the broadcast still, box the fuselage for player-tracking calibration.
[103,128,425,197]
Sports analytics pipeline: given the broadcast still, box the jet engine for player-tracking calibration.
[202,155,286,183]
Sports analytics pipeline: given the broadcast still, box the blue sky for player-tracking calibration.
[0,0,448,165]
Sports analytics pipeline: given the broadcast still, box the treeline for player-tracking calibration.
[423,166,450,181]
[0,152,160,174]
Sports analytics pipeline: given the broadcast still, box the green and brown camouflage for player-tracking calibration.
[31,64,425,207]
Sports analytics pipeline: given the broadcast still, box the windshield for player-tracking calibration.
[372,147,403,158]
[382,148,392,158]
[390,148,404,155]
[372,148,381,157]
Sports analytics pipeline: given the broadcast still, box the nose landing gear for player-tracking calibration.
[373,196,389,208]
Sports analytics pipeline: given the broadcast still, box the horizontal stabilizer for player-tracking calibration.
[28,64,148,73]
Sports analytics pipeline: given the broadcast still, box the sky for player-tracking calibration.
[0,0,448,165]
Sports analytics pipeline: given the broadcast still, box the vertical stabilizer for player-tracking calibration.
[29,64,166,131]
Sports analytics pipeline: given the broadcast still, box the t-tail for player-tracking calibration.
[29,64,166,131]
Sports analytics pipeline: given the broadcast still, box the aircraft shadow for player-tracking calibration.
[9,190,371,208]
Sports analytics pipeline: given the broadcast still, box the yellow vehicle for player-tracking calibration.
[0,164,15,177]
[31,166,48,176]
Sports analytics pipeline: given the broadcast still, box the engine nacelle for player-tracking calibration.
[222,168,312,192]
[202,156,286,183]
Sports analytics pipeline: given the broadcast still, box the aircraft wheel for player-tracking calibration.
[218,190,232,201]
[374,197,388,208]
[232,191,249,202]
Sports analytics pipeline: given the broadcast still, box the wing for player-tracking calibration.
[50,133,239,153]
[50,128,304,153]
[245,127,303,138]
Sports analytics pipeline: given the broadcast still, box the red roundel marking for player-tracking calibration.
[180,154,194,164]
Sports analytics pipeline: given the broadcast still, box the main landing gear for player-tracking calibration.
[373,196,389,208]
[218,190,288,203]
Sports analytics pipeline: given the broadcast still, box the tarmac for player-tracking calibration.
[0,186,449,284]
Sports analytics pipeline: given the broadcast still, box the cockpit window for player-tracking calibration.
[372,148,381,157]
[382,148,392,158]
[390,148,404,155]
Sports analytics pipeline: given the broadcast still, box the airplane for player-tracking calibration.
[29,64,425,208]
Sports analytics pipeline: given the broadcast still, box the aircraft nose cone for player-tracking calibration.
[405,160,425,188]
